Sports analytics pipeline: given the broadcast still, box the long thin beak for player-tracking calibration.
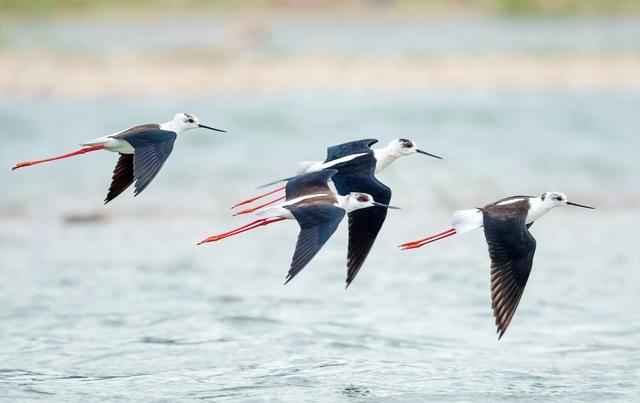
[373,202,401,210]
[567,201,595,209]
[416,149,443,160]
[198,124,227,133]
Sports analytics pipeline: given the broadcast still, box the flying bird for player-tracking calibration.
[400,192,594,339]
[231,138,441,215]
[12,113,225,203]
[198,169,399,285]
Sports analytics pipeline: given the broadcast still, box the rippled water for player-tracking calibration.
[1,90,638,401]
[1,14,640,402]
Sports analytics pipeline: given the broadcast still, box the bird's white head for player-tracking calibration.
[386,139,443,159]
[342,192,400,213]
[374,138,442,173]
[173,113,200,131]
[164,113,226,134]
[540,191,594,210]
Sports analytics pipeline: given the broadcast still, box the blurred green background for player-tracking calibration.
[1,0,640,16]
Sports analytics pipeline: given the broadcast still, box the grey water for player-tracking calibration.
[1,90,639,401]
[1,16,640,403]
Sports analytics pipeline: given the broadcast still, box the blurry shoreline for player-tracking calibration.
[1,52,639,98]
[2,6,639,98]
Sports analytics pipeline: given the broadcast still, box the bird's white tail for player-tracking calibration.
[294,160,319,175]
[256,206,290,219]
[81,135,113,148]
[451,209,483,234]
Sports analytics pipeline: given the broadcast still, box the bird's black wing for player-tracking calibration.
[330,153,392,287]
[112,129,177,196]
[285,169,338,201]
[104,153,134,204]
[285,204,346,284]
[324,138,378,162]
[482,207,537,339]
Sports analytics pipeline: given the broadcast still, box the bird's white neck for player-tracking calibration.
[525,197,553,224]
[336,195,350,211]
[159,120,186,134]
[373,147,402,173]
[336,195,365,213]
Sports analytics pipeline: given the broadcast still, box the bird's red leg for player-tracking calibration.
[399,228,456,247]
[12,145,105,171]
[399,228,457,250]
[231,186,286,209]
[401,230,457,250]
[198,217,287,245]
[232,196,286,216]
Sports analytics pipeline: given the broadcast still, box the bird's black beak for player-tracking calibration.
[373,202,401,210]
[567,201,595,209]
[416,149,443,160]
[198,124,227,133]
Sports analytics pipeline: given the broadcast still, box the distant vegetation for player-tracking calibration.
[0,0,638,16]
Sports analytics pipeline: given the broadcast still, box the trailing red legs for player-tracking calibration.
[198,217,287,244]
[232,196,286,216]
[231,186,286,209]
[399,228,457,250]
[12,145,105,170]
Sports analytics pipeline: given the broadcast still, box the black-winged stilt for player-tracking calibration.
[230,138,441,215]
[400,192,594,338]
[12,113,225,203]
[198,169,398,285]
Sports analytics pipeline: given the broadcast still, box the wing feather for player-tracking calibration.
[104,153,134,204]
[482,206,537,339]
[111,129,177,197]
[329,153,391,287]
[325,139,378,162]
[285,169,337,201]
[285,205,346,284]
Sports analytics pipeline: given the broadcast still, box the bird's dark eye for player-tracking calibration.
[187,118,195,123]
[555,196,562,201]
[400,139,413,148]
[357,195,369,202]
